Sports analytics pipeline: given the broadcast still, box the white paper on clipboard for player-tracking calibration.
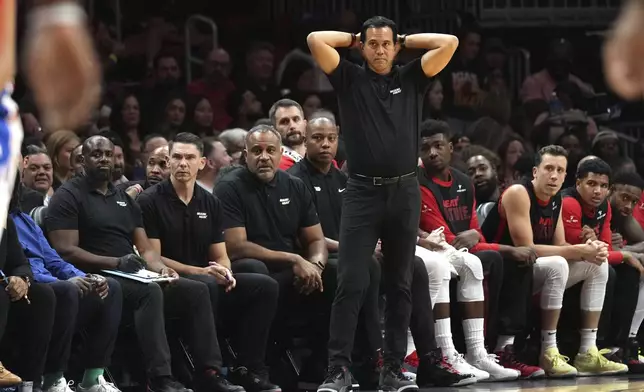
[101,269,177,284]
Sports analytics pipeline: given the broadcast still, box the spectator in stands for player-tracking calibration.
[140,134,169,172]
[287,114,472,388]
[481,38,509,91]
[239,42,281,114]
[0,191,56,389]
[45,130,80,190]
[22,146,54,205]
[423,80,444,120]
[137,133,281,392]
[227,88,264,130]
[218,128,248,165]
[71,144,85,177]
[187,48,236,131]
[497,135,527,191]
[9,178,123,392]
[197,137,231,193]
[109,94,144,167]
[592,129,622,167]
[215,125,331,380]
[118,146,170,199]
[184,96,215,137]
[440,25,483,135]
[158,94,187,138]
[555,131,586,189]
[141,53,185,132]
[562,159,644,372]
[416,120,525,380]
[46,135,244,392]
[520,38,594,103]
[270,99,307,170]
[300,93,323,120]
[481,145,626,378]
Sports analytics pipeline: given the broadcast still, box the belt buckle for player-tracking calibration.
[373,177,384,186]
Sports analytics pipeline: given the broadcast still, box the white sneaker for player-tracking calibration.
[77,376,121,392]
[43,378,74,392]
[445,351,489,382]
[468,353,521,382]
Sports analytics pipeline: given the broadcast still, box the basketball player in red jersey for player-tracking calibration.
[603,0,644,100]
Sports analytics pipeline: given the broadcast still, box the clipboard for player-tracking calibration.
[101,269,177,284]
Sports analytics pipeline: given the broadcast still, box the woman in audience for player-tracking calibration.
[423,79,445,120]
[45,130,81,191]
[184,96,215,137]
[110,93,144,169]
[497,134,528,191]
[158,94,187,138]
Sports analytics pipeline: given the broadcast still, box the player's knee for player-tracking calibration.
[461,252,484,280]
[538,255,569,282]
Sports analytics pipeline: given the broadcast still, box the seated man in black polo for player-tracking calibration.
[45,136,244,392]
[214,124,330,378]
[118,145,170,199]
[287,112,473,388]
[137,133,280,391]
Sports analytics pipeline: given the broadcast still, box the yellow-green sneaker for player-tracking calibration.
[540,347,578,378]
[573,347,629,376]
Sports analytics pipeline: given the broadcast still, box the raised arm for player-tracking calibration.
[306,31,354,74]
[405,33,459,77]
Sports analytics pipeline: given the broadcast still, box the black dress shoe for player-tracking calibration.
[228,367,281,392]
[195,371,245,392]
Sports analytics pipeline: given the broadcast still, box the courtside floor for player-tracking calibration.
[301,375,644,391]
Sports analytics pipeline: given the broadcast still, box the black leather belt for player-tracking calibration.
[349,172,416,186]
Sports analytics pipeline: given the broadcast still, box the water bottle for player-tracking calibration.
[549,91,564,116]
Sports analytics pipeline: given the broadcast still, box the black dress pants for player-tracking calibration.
[114,277,221,377]
[329,177,420,367]
[610,263,640,345]
[45,278,122,373]
[497,258,534,338]
[184,272,278,371]
[0,283,56,381]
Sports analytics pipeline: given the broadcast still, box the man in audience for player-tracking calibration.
[140,135,169,169]
[288,113,474,387]
[46,135,244,392]
[118,146,170,199]
[215,124,330,380]
[481,145,626,377]
[21,146,54,205]
[269,99,307,170]
[562,158,644,372]
[137,133,280,391]
[71,144,85,177]
[196,136,232,193]
[416,119,526,380]
[9,176,123,392]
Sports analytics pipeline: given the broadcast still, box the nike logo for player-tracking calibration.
[548,332,556,336]
[338,188,346,193]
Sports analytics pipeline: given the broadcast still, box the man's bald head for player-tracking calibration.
[82,135,113,156]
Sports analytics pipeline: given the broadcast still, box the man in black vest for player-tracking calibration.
[481,145,624,378]
[307,15,458,392]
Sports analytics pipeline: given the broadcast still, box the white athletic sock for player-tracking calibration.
[579,328,597,353]
[541,330,557,353]
[630,281,644,338]
[435,318,455,356]
[463,318,486,359]
[406,329,416,356]
[495,335,515,352]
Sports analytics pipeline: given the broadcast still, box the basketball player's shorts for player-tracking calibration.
[0,83,24,240]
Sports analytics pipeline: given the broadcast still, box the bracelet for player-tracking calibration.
[314,261,325,271]
[350,33,357,47]
[399,34,407,48]
[28,2,87,32]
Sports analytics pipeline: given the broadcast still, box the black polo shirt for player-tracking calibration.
[328,58,432,177]
[137,179,224,267]
[287,158,346,241]
[214,168,320,254]
[45,176,143,259]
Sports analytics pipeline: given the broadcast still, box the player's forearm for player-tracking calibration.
[326,238,340,253]
[404,33,459,51]
[623,242,644,253]
[141,249,165,273]
[307,31,354,49]
[533,244,585,260]
[306,239,328,267]
[160,256,201,275]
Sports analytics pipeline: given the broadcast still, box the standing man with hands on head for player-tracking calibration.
[307,15,459,392]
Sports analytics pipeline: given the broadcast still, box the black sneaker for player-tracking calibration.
[317,366,358,392]
[377,365,418,392]
[195,371,245,392]
[228,367,281,392]
[624,338,644,373]
[148,376,193,392]
[416,348,476,387]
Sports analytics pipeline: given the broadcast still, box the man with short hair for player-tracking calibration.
[481,145,626,377]
[308,15,458,392]
[196,137,232,193]
[137,132,280,391]
[21,145,54,205]
[46,135,244,392]
[269,99,307,170]
[215,125,331,381]
[117,146,170,199]
[288,114,473,387]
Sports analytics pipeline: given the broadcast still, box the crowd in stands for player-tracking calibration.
[3,3,644,392]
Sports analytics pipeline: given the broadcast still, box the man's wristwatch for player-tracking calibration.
[20,276,31,287]
[313,261,325,271]
[398,34,407,48]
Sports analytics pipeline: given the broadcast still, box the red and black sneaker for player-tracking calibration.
[496,345,546,379]
[416,348,477,387]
